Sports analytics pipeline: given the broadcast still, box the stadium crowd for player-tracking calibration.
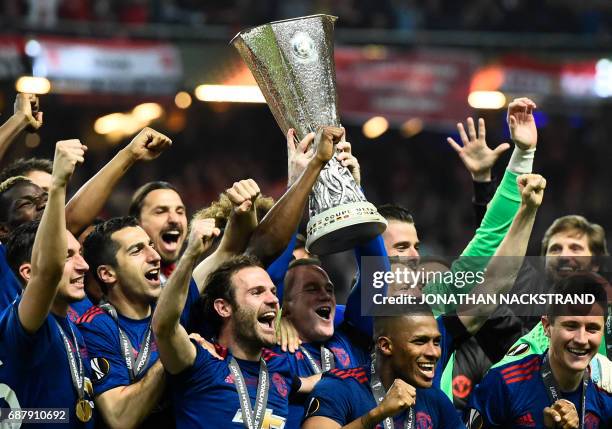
[0,92,611,429]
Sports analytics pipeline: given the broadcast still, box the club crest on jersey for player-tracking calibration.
[452,374,472,399]
[506,343,530,357]
[416,411,433,429]
[232,408,286,429]
[584,412,600,429]
[90,357,110,382]
[272,373,288,397]
[330,347,350,367]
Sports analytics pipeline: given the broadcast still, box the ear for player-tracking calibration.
[214,298,233,319]
[376,336,393,356]
[0,223,10,241]
[97,265,117,288]
[541,315,551,337]
[18,263,32,284]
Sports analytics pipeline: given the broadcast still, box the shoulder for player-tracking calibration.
[488,354,542,388]
[325,366,369,384]
[76,307,116,341]
[76,306,111,326]
[493,323,546,368]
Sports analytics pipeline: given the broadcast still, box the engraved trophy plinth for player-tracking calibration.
[232,15,387,255]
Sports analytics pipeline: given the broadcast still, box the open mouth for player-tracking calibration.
[416,362,436,377]
[161,229,182,246]
[257,311,276,331]
[144,268,160,283]
[567,347,589,357]
[314,306,332,320]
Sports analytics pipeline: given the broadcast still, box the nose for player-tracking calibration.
[573,327,588,346]
[35,192,48,211]
[265,289,279,307]
[75,253,89,273]
[408,247,420,259]
[146,245,162,263]
[423,341,441,360]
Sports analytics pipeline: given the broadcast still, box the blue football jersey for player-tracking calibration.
[0,299,95,428]
[170,345,299,429]
[0,243,23,312]
[466,353,612,428]
[303,365,464,428]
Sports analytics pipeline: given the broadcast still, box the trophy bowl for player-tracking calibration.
[232,15,387,255]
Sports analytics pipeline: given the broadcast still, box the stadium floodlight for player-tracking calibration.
[467,91,506,109]
[15,76,51,94]
[194,84,265,103]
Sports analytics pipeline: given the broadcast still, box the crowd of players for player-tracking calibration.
[0,92,611,428]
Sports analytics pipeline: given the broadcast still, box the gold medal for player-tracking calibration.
[75,399,93,423]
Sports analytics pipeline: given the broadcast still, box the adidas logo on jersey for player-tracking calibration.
[232,408,286,429]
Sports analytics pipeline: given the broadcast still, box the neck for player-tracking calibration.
[108,292,151,320]
[219,325,262,361]
[376,354,396,391]
[547,350,584,392]
[51,299,70,318]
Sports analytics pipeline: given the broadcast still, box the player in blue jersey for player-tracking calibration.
[302,307,465,429]
[0,140,96,428]
[0,126,173,316]
[466,274,612,428]
[77,177,262,427]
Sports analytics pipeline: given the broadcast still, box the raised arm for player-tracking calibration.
[19,139,85,333]
[65,127,171,236]
[0,93,43,162]
[247,126,343,266]
[193,180,259,291]
[458,174,545,335]
[153,218,220,374]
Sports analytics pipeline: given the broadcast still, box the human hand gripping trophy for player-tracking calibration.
[232,15,387,254]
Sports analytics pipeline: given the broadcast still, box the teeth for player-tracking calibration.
[568,348,588,355]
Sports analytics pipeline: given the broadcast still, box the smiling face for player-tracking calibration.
[56,231,90,303]
[543,312,604,377]
[544,229,595,283]
[137,189,187,264]
[108,226,162,304]
[382,315,441,388]
[229,266,280,348]
[382,220,420,262]
[0,181,47,240]
[283,264,336,343]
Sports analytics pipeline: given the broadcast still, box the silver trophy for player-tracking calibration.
[232,15,387,255]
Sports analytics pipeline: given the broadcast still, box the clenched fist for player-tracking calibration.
[517,174,546,209]
[185,218,221,257]
[126,127,172,162]
[314,126,344,165]
[226,179,260,215]
[377,379,417,420]
[14,93,43,131]
[52,139,87,187]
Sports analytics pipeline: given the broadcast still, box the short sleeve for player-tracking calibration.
[169,341,217,388]
[465,370,508,428]
[78,318,131,396]
[302,376,354,426]
[0,300,54,365]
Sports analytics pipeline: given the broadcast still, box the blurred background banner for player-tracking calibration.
[29,37,182,95]
[335,47,478,128]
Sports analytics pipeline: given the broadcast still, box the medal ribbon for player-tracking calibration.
[541,353,588,429]
[228,357,269,429]
[369,356,414,429]
[100,303,153,382]
[55,320,84,400]
[299,345,335,374]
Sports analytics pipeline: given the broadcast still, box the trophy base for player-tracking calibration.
[306,202,388,255]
